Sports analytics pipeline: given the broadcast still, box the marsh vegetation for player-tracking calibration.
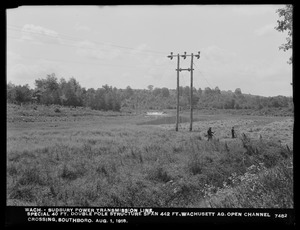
[7,103,293,208]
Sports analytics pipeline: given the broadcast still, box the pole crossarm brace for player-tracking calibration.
[176,68,194,72]
[167,51,201,132]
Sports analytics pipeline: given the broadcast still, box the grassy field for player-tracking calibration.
[6,103,294,207]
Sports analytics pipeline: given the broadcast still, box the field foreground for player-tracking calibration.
[7,104,294,208]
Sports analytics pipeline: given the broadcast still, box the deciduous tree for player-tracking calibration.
[275,4,293,64]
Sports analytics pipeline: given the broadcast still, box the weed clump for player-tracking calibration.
[187,155,203,175]
[9,185,36,202]
[60,164,85,181]
[17,166,46,186]
[7,164,18,176]
[207,159,293,208]
[146,165,172,183]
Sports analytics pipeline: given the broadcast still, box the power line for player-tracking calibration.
[200,71,214,89]
[7,31,166,59]
[7,34,99,51]
[7,35,171,75]
[6,52,170,71]
[191,73,201,91]
[7,24,167,56]
[7,31,172,70]
[193,62,214,88]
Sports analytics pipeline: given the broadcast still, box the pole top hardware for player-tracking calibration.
[168,51,200,60]
[167,52,174,60]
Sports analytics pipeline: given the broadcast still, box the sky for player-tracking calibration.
[7,5,293,97]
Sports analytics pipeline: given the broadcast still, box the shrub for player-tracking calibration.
[60,163,85,181]
[7,164,18,176]
[208,159,293,208]
[187,155,203,175]
[146,165,172,183]
[96,165,110,177]
[17,167,46,186]
[9,185,35,202]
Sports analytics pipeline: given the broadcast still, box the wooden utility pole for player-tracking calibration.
[189,52,200,131]
[190,53,194,132]
[168,51,200,132]
[176,54,180,131]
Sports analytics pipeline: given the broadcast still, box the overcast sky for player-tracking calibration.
[7,5,292,97]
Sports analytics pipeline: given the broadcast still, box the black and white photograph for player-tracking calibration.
[6,5,294,225]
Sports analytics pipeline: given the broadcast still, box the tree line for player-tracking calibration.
[7,73,293,112]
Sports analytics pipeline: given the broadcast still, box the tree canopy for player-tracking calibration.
[275,4,293,64]
[7,74,293,114]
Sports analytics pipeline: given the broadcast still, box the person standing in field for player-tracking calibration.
[231,127,236,138]
[207,127,214,141]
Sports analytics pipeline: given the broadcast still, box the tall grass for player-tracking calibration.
[7,108,293,207]
[206,158,293,208]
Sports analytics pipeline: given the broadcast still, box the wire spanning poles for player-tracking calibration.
[167,51,200,131]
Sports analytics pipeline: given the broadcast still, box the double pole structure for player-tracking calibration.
[167,51,200,132]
